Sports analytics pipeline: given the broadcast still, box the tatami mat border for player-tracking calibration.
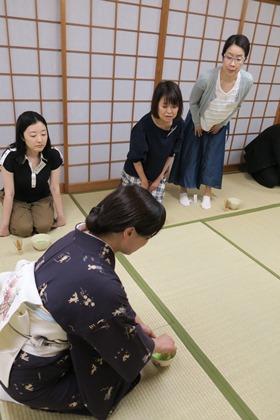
[117,253,258,420]
[70,192,280,281]
[69,192,279,419]
[204,221,280,281]
[164,202,280,230]
[70,193,89,217]
[70,192,280,230]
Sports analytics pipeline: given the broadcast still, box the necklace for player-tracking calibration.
[151,115,172,131]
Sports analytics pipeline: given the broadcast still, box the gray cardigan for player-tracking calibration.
[189,66,254,128]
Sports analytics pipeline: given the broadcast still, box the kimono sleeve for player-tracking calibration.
[126,121,149,163]
[71,280,155,383]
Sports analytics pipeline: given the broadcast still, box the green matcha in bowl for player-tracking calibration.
[151,351,176,367]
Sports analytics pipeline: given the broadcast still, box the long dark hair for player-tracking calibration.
[9,111,52,163]
[151,80,183,119]
[222,34,250,59]
[86,185,166,237]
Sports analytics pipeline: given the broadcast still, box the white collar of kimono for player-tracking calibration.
[77,222,114,253]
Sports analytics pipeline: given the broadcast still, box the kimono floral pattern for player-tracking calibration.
[0,272,19,323]
[68,289,95,307]
[4,225,154,419]
[6,350,86,414]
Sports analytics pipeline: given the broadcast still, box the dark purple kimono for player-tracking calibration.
[3,224,154,419]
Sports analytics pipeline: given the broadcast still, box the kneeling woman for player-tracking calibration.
[0,185,176,419]
[0,111,65,237]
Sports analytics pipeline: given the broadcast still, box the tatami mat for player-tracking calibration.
[1,174,280,419]
[0,261,240,420]
[71,189,113,219]
[72,173,280,226]
[125,223,280,419]
[207,206,280,276]
[114,273,241,420]
[0,404,80,420]
[0,195,84,272]
[116,261,167,331]
[164,172,280,225]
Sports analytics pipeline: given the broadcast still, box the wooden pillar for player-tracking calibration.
[274,102,280,124]
[154,0,170,87]
[60,0,69,192]
[238,0,248,32]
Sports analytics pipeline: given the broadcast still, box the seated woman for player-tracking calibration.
[0,111,65,237]
[0,185,176,419]
[244,124,280,188]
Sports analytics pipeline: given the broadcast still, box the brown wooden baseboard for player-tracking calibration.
[66,179,121,194]
[61,167,246,194]
[223,164,242,173]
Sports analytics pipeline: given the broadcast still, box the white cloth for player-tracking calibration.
[0,260,40,387]
[0,260,68,388]
[201,70,240,131]
[21,303,68,357]
[0,385,22,404]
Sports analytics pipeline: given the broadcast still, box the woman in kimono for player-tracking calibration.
[170,34,253,209]
[0,185,176,419]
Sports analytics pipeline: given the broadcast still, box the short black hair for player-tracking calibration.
[86,185,166,237]
[222,34,250,59]
[151,80,183,119]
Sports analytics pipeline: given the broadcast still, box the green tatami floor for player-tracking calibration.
[1,172,280,419]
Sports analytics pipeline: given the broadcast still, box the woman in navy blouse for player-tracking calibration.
[122,80,184,203]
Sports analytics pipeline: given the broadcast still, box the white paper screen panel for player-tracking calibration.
[240,0,280,165]
[0,0,64,183]
[66,0,162,183]
[0,0,279,188]
[163,0,280,167]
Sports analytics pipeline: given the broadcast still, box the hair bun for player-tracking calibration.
[91,206,101,215]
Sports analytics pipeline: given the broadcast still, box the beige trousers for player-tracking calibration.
[0,191,55,237]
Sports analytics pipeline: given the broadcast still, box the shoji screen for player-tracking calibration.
[1,0,279,191]
[66,0,162,188]
[0,0,64,188]
[242,1,280,151]
[162,0,280,168]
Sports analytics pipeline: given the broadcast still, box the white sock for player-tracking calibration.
[179,192,191,207]
[201,195,211,209]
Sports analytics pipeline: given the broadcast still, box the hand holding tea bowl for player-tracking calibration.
[152,351,177,367]
[151,333,176,367]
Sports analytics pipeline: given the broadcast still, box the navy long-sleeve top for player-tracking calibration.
[124,113,184,181]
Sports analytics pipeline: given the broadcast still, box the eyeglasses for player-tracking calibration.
[224,54,245,64]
